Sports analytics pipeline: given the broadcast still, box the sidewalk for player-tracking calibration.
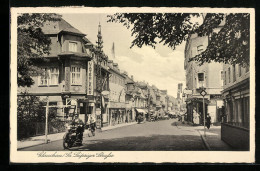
[17,121,137,150]
[175,121,232,150]
[197,126,233,151]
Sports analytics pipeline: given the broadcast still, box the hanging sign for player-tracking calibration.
[87,60,94,95]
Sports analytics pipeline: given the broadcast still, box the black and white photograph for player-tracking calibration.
[10,7,255,163]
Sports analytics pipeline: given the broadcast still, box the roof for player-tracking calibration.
[136,82,147,89]
[125,75,134,84]
[42,18,86,36]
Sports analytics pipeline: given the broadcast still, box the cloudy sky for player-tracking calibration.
[62,13,186,98]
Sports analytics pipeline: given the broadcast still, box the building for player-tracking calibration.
[18,18,92,123]
[124,73,137,122]
[184,33,224,125]
[107,60,126,126]
[17,18,110,126]
[159,90,168,113]
[221,63,250,150]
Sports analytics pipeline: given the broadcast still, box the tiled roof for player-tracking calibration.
[42,18,85,36]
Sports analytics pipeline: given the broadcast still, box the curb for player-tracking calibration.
[18,122,137,150]
[198,130,211,150]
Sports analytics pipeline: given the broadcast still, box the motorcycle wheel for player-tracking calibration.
[63,133,70,149]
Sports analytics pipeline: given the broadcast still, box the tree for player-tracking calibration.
[107,13,250,66]
[17,93,58,139]
[17,13,61,87]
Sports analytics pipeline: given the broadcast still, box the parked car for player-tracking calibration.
[163,115,170,120]
[168,112,177,119]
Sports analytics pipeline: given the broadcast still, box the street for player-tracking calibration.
[20,119,207,151]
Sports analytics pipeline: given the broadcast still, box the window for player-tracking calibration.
[197,45,204,54]
[238,65,242,77]
[39,68,48,86]
[38,67,59,86]
[71,66,82,85]
[224,71,227,85]
[197,73,205,88]
[245,65,249,73]
[69,42,77,52]
[228,67,231,83]
[49,67,59,85]
[233,65,236,82]
[220,70,224,86]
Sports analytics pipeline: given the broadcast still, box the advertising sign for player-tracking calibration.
[87,60,94,95]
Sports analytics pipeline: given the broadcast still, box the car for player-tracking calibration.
[163,115,170,120]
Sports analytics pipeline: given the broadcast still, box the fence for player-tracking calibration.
[18,120,70,140]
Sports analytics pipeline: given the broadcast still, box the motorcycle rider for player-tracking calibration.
[71,113,85,145]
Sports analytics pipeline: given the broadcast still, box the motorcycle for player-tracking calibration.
[63,124,83,149]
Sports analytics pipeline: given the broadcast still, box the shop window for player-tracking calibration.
[71,66,82,85]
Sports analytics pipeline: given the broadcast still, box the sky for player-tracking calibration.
[61,13,186,98]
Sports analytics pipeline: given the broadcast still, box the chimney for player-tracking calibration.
[131,75,134,80]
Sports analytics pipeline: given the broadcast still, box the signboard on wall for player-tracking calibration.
[87,60,94,95]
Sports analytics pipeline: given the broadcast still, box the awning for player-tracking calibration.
[136,108,147,114]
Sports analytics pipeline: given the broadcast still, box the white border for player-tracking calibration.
[10,7,255,163]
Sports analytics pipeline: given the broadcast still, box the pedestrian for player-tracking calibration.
[206,113,211,129]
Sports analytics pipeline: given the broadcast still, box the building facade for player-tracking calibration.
[221,63,250,150]
[107,60,127,126]
[18,18,110,126]
[184,33,224,125]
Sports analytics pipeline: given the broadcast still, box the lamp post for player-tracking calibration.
[200,87,207,137]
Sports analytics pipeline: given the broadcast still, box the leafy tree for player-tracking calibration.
[17,93,58,139]
[107,13,250,66]
[17,13,61,87]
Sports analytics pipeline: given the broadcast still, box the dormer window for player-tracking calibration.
[69,42,77,52]
[197,45,204,54]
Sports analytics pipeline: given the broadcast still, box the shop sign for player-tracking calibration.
[87,60,94,95]
[183,89,192,95]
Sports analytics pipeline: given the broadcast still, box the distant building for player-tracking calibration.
[221,63,250,150]
[107,60,126,125]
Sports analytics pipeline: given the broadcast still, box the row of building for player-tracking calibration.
[184,21,250,150]
[18,17,179,128]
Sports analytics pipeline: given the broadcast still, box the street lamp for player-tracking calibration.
[200,87,207,137]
